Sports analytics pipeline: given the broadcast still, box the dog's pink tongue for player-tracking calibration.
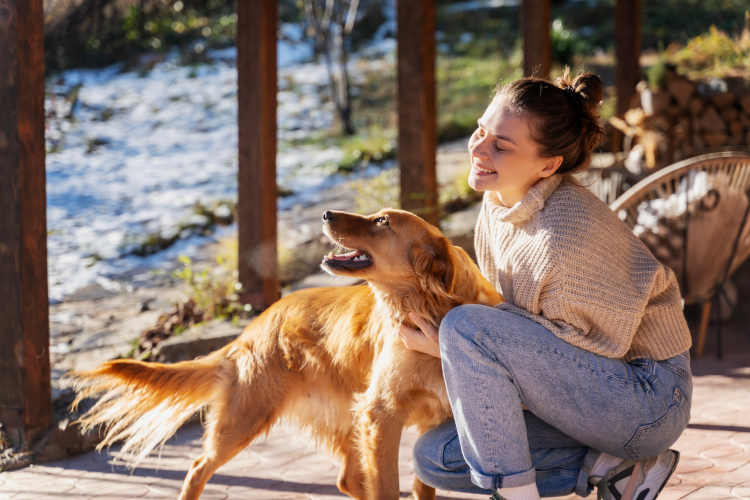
[330,251,361,261]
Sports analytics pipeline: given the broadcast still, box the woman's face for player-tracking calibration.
[468,97,561,207]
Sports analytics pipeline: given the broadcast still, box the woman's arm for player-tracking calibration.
[398,312,441,358]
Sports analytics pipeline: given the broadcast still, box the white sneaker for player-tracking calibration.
[594,449,680,500]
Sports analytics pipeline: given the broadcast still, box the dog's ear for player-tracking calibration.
[410,236,456,294]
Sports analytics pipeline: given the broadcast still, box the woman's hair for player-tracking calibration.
[495,68,605,175]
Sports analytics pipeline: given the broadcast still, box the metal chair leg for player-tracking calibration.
[715,292,722,360]
[693,300,712,358]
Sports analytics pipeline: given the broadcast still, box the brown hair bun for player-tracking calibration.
[496,67,606,175]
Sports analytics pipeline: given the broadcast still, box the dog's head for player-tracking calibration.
[321,209,500,325]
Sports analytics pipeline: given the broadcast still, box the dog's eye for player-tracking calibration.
[375,217,389,226]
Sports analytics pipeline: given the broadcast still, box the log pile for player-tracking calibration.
[611,71,750,172]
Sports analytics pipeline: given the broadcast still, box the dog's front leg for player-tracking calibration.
[356,399,406,500]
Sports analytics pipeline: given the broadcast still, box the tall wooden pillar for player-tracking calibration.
[614,0,641,152]
[522,0,551,78]
[0,0,52,439]
[397,0,438,226]
[237,0,279,308]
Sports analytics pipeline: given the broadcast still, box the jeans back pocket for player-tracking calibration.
[624,387,690,460]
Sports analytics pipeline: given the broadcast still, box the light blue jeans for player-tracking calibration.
[413,305,692,498]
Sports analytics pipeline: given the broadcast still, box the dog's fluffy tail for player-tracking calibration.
[68,345,235,466]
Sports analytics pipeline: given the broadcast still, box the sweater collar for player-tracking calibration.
[486,175,562,223]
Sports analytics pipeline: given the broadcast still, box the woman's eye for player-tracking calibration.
[493,143,505,152]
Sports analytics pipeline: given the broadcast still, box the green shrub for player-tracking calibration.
[667,24,750,79]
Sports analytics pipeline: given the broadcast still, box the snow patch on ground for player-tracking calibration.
[45,34,394,302]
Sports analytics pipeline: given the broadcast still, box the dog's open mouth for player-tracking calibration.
[322,249,373,270]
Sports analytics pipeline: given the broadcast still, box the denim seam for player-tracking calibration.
[658,361,693,387]
[673,387,691,412]
[624,403,679,459]
[438,429,459,471]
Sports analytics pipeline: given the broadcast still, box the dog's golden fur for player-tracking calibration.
[70,209,502,500]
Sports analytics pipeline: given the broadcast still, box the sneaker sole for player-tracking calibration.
[634,450,681,500]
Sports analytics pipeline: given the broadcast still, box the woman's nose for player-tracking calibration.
[469,136,489,159]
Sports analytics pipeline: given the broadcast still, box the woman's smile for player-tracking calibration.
[472,163,496,175]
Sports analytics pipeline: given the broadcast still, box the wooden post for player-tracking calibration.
[237,0,280,308]
[397,0,438,226]
[0,0,52,439]
[522,0,551,78]
[614,0,641,152]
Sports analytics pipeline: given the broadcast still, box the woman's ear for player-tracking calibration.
[540,155,563,177]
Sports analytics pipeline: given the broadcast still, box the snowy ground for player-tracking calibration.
[44,34,396,302]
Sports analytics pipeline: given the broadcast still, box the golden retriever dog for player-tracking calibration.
[70,209,502,500]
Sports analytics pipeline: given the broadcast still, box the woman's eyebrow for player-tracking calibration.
[477,120,517,145]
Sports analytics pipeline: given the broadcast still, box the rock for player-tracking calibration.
[37,422,103,463]
[689,97,705,116]
[691,116,701,134]
[64,283,115,302]
[703,132,728,147]
[641,89,671,115]
[728,130,744,146]
[721,107,739,122]
[668,105,683,118]
[711,91,737,109]
[667,77,696,109]
[740,94,750,114]
[700,105,727,132]
[153,319,248,363]
[729,120,744,135]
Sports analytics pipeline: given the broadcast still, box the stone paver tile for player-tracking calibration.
[72,474,151,498]
[657,484,702,500]
[145,478,184,498]
[729,485,750,498]
[680,485,736,499]
[674,456,715,475]
[2,469,77,495]
[225,488,303,500]
[7,494,90,500]
[712,460,750,485]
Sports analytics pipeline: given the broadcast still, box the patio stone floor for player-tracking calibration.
[2,322,749,500]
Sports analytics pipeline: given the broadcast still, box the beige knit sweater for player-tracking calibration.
[474,174,692,361]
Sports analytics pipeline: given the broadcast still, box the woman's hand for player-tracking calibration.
[398,312,441,358]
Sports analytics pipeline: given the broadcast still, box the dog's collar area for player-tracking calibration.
[322,250,373,270]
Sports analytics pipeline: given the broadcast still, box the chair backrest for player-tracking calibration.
[611,152,750,304]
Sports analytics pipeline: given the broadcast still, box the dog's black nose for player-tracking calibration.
[322,211,334,222]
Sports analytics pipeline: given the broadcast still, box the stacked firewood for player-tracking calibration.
[611,72,750,172]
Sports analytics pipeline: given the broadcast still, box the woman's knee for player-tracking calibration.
[440,304,484,349]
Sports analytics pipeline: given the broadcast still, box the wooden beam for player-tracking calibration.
[614,0,641,151]
[0,0,52,434]
[397,0,438,226]
[522,0,551,78]
[237,0,280,308]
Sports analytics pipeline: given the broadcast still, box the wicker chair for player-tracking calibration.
[610,152,750,357]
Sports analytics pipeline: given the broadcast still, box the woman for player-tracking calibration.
[399,71,692,500]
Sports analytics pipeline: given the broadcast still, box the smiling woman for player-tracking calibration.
[401,69,693,500]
